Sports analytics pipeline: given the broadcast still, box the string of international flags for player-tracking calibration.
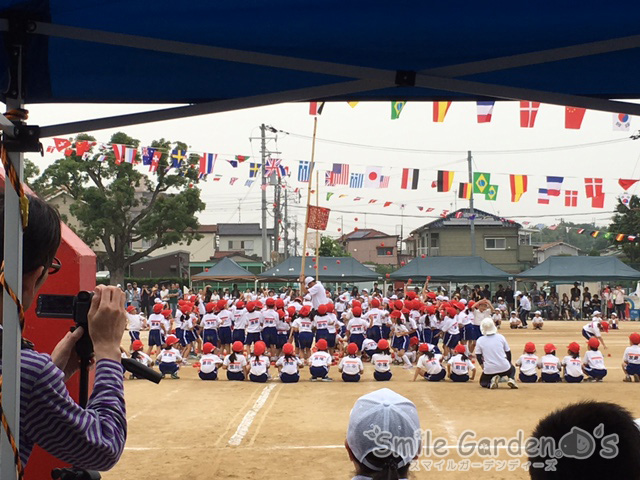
[537,223,640,245]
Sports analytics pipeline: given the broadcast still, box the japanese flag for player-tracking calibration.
[364,166,382,188]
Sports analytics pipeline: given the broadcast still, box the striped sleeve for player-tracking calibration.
[23,358,127,471]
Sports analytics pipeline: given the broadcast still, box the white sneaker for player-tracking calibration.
[507,378,519,389]
[489,375,500,389]
[322,377,334,382]
[403,364,414,369]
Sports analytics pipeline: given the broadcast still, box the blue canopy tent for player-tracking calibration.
[517,256,640,282]
[2,2,640,478]
[390,256,511,283]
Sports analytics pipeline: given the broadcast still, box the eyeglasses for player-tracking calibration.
[48,257,61,275]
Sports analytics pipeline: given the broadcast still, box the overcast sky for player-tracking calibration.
[24,100,640,242]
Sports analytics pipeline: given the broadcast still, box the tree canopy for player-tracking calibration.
[608,195,640,263]
[318,235,350,257]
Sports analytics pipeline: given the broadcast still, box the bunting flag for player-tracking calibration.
[417,206,424,211]
[477,101,495,123]
[309,102,325,116]
[298,161,311,182]
[473,172,491,194]
[585,178,603,198]
[339,194,348,198]
[437,170,454,192]
[142,147,156,166]
[629,235,637,242]
[54,138,72,151]
[227,160,239,168]
[325,171,335,186]
[112,144,126,164]
[331,163,350,185]
[213,175,223,182]
[538,188,549,205]
[199,153,216,176]
[97,154,107,163]
[613,113,631,131]
[619,179,639,190]
[46,145,55,153]
[520,101,540,128]
[590,231,599,238]
[380,175,390,188]
[391,101,406,120]
[621,192,631,208]
[440,210,449,217]
[350,173,364,188]
[565,107,586,129]
[454,211,463,218]
[616,233,625,242]
[249,163,261,178]
[236,155,250,163]
[546,176,564,196]
[565,190,578,207]
[149,151,161,172]
[170,149,186,169]
[354,197,362,201]
[433,101,452,122]
[348,101,359,108]
[307,205,330,230]
[326,192,334,201]
[245,179,254,187]
[509,175,528,202]
[485,184,499,201]
[369,199,377,204]
[364,167,382,188]
[384,201,392,207]
[458,182,472,200]
[76,141,94,157]
[400,168,419,190]
[591,193,605,208]
[425,207,435,212]
[229,177,238,185]
[264,158,282,177]
[576,228,585,234]
[548,225,558,231]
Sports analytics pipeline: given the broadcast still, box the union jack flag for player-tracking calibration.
[325,171,335,186]
[265,158,282,177]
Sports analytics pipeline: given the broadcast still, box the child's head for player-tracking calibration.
[202,342,215,355]
[454,344,466,356]
[126,305,136,314]
[131,339,144,351]
[205,302,216,313]
[567,342,580,357]
[629,332,640,346]
[282,343,295,357]
[153,303,163,314]
[352,306,363,318]
[299,305,312,318]
[377,339,390,354]
[265,298,276,309]
[599,321,610,333]
[544,343,556,355]
[232,341,244,354]
[347,343,358,357]
[390,310,402,325]
[588,337,600,351]
[409,336,419,351]
[165,335,179,349]
[253,341,267,357]
[317,304,328,316]
[419,342,434,359]
[161,309,172,319]
[316,339,328,351]
[524,342,536,354]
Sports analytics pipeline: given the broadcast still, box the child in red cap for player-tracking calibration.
[338,343,363,382]
[223,341,248,381]
[516,342,539,383]
[346,307,368,351]
[538,343,562,383]
[447,343,475,382]
[199,342,222,380]
[158,336,182,379]
[147,303,167,357]
[248,341,270,383]
[276,343,304,383]
[390,310,413,369]
[217,299,233,357]
[622,332,640,382]
[309,339,332,381]
[261,298,280,359]
[562,342,584,383]
[129,340,153,379]
[290,305,314,361]
[201,302,219,347]
[371,339,393,381]
[583,337,607,382]
[126,305,144,345]
[413,343,445,382]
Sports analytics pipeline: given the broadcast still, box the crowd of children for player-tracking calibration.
[122,278,640,384]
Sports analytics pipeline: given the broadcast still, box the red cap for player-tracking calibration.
[253,341,266,356]
[377,339,390,350]
[217,299,228,311]
[162,309,171,318]
[282,343,295,355]
[205,302,216,313]
[600,321,610,333]
[352,307,362,317]
[132,340,144,351]
[255,301,263,309]
[126,305,136,312]
[166,335,179,346]
[178,299,186,306]
[390,310,402,319]
[446,307,457,318]
[454,344,466,354]
[299,306,312,317]
[409,336,419,346]
[630,332,640,345]
[371,298,381,308]
[236,301,245,309]
[426,305,437,315]
[277,309,285,319]
[179,305,191,315]
[419,343,430,353]
[203,342,215,354]
[316,339,328,351]
[588,337,600,349]
[190,295,198,303]
[317,304,328,315]
[352,300,362,309]
[265,298,276,307]
[287,306,296,317]
[567,342,581,354]
[326,303,335,313]
[401,308,410,315]
[403,300,412,310]
[232,341,244,352]
[411,300,421,311]
[275,298,285,309]
[468,301,475,309]
[544,343,556,354]
[346,343,358,355]
[153,303,163,314]
[394,300,404,310]
[246,301,256,312]
[524,342,536,353]
[406,291,417,300]
[426,292,436,299]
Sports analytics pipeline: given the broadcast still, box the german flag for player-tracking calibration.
[590,231,599,238]
[616,233,625,242]
[458,182,472,199]
[437,171,455,192]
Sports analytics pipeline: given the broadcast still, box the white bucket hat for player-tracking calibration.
[480,317,498,336]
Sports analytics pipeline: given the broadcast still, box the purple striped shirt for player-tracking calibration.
[6,350,126,470]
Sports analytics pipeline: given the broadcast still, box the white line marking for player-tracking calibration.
[228,384,277,446]
[421,393,457,443]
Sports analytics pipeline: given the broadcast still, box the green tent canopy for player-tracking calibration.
[390,256,511,282]
[191,257,256,282]
[517,256,640,282]
[258,257,379,282]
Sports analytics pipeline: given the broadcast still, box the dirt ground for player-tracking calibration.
[103,321,640,480]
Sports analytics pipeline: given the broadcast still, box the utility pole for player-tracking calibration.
[274,175,281,258]
[260,124,268,264]
[284,188,289,259]
[468,150,476,256]
[238,200,241,222]
[294,218,298,256]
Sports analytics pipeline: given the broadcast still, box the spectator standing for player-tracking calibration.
[614,285,626,319]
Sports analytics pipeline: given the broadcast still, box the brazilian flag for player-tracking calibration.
[391,101,406,120]
[473,172,491,193]
[485,184,499,201]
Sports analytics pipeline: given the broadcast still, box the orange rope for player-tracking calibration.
[0,108,30,479]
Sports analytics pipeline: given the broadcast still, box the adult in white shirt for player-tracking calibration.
[301,275,326,310]
[518,293,531,328]
[474,318,518,389]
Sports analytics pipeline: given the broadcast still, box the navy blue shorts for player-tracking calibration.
[364,348,377,359]
[464,324,475,341]
[185,330,196,344]
[148,330,163,347]
[443,333,460,349]
[582,329,594,340]
[202,329,218,346]
[468,325,482,341]
[342,373,360,382]
[315,329,330,342]
[218,326,233,345]
[249,373,268,383]
[293,331,300,348]
[392,335,409,351]
[310,365,329,379]
[422,329,433,344]
[159,362,179,374]
[381,325,391,339]
[199,370,218,380]
[129,331,140,342]
[280,372,299,383]
[369,326,382,342]
[450,372,469,382]
[350,333,365,350]
[276,333,288,349]
[299,332,314,349]
[226,370,245,381]
[245,331,262,345]
[541,372,561,383]
[178,329,189,347]
[425,370,446,382]
[519,372,538,383]
[431,329,441,345]
[625,363,640,375]
[233,328,246,344]
[326,334,336,349]
[584,367,607,379]
[565,374,583,383]
[262,327,278,347]
[374,370,392,381]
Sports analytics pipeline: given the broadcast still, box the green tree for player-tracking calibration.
[24,158,40,188]
[34,132,205,285]
[530,221,609,252]
[608,195,640,263]
[318,235,349,257]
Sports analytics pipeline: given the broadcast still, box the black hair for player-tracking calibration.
[164,344,172,350]
[349,352,357,359]
[0,194,61,277]
[229,351,238,363]
[284,353,296,362]
[377,348,390,355]
[529,401,640,480]
[354,452,409,480]
[569,350,579,359]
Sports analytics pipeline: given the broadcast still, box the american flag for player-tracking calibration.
[349,173,364,188]
[380,175,390,188]
[331,163,349,185]
[265,158,282,177]
[298,161,311,182]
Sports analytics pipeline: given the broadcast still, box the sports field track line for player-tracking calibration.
[213,386,264,448]
[248,384,283,446]
[421,393,457,443]
[228,384,277,446]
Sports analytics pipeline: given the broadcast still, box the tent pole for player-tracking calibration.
[315,171,320,282]
[300,117,318,282]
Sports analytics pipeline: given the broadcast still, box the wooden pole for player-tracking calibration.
[316,170,320,281]
[300,116,318,282]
